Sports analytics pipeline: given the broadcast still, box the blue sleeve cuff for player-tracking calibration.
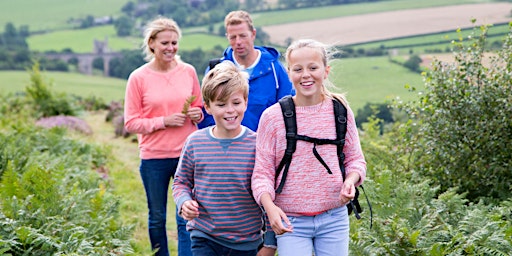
[263,230,277,247]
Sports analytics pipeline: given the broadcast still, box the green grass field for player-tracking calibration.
[0,0,128,32]
[0,56,422,112]
[28,28,227,53]
[331,56,422,112]
[11,0,491,53]
[0,70,127,103]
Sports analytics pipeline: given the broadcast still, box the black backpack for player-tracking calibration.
[276,95,372,225]
[208,58,222,71]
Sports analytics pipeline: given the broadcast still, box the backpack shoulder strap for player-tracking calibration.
[333,98,348,179]
[208,58,222,70]
[275,95,296,194]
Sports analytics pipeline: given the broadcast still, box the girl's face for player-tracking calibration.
[205,91,248,139]
[149,30,179,63]
[287,47,330,105]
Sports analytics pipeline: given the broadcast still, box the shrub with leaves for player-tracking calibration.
[0,117,133,254]
[395,22,512,202]
[25,61,78,118]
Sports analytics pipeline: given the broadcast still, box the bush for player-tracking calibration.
[25,61,78,118]
[395,22,512,202]
[0,117,134,254]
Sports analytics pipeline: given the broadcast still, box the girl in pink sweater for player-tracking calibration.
[124,17,202,256]
[251,39,366,256]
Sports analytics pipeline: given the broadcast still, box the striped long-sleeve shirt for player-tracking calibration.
[172,126,263,251]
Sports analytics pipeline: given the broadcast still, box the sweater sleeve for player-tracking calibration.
[251,106,281,205]
[172,135,196,211]
[123,69,166,134]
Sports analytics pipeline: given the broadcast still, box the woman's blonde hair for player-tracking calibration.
[142,17,182,61]
[285,39,348,106]
[201,61,249,107]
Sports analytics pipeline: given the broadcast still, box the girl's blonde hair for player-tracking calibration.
[142,17,182,61]
[201,61,249,106]
[285,39,348,106]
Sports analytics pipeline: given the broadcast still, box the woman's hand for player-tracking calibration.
[164,113,187,127]
[187,107,203,123]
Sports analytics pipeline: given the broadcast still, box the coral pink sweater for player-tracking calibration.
[251,98,366,216]
[124,62,202,159]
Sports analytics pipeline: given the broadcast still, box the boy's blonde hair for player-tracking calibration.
[285,39,348,106]
[202,61,249,107]
[224,10,255,32]
[142,17,182,61]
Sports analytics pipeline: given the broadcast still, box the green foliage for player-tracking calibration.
[25,61,78,118]
[355,102,394,130]
[0,112,134,254]
[351,109,512,255]
[403,54,423,73]
[395,22,512,202]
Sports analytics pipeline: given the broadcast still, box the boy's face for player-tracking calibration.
[205,91,248,138]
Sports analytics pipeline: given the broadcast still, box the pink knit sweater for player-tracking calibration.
[251,98,366,216]
[124,62,202,159]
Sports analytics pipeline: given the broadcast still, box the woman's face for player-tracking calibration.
[149,30,179,63]
[287,47,330,104]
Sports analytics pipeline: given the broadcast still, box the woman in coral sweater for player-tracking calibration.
[124,17,202,256]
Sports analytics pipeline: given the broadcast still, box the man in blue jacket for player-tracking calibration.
[198,10,294,132]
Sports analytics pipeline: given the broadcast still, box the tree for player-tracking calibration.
[403,54,422,72]
[114,16,134,37]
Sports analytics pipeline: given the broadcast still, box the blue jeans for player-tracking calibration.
[276,206,350,256]
[191,237,257,256]
[140,158,192,256]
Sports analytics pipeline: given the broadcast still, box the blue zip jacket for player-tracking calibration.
[198,46,294,131]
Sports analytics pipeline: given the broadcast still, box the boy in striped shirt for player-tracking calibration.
[173,61,264,256]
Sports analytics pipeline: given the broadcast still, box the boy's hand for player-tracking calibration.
[181,200,199,220]
[257,246,276,256]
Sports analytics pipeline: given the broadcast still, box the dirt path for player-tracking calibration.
[263,3,512,46]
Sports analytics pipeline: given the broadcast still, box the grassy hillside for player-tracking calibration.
[10,0,490,53]
[0,57,422,112]
[0,0,129,32]
[0,70,127,103]
[331,56,422,111]
[28,28,227,53]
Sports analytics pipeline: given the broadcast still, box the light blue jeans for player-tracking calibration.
[276,206,350,256]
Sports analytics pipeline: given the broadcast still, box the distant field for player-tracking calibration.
[351,23,511,54]
[264,3,512,46]
[27,27,227,53]
[0,57,423,112]
[331,57,423,112]
[251,0,488,27]
[10,0,496,53]
[0,0,128,32]
[0,70,127,103]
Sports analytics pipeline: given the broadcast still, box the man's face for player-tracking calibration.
[226,23,256,59]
